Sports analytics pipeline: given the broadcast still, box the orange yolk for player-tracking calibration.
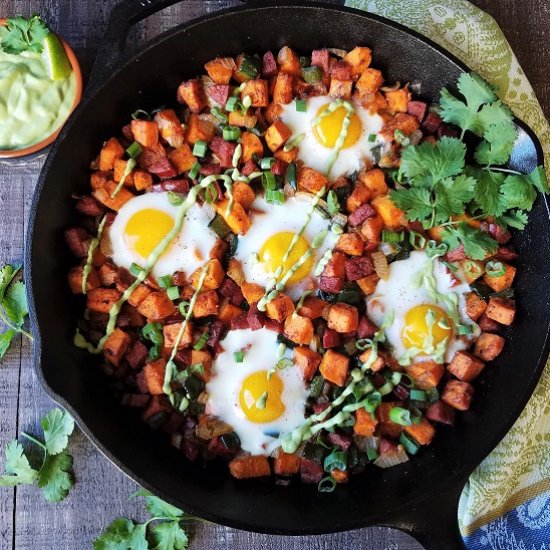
[239,370,285,423]
[124,208,175,259]
[401,304,451,351]
[313,103,362,149]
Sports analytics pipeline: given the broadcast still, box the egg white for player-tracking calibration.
[367,250,479,364]
[234,194,338,300]
[279,95,385,181]
[206,328,309,455]
[108,192,217,279]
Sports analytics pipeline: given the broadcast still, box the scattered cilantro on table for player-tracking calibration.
[0,15,50,55]
[0,264,32,360]
[94,490,196,550]
[0,408,75,502]
[390,72,549,259]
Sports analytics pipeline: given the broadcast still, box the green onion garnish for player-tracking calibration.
[276,357,293,370]
[158,275,173,289]
[302,66,323,84]
[399,432,420,455]
[368,133,377,143]
[234,350,245,363]
[179,301,190,317]
[318,476,337,493]
[409,231,426,250]
[266,189,285,205]
[131,109,151,121]
[167,191,184,206]
[130,262,145,276]
[458,324,474,335]
[189,363,204,376]
[485,261,505,277]
[223,125,241,141]
[193,140,208,157]
[126,141,142,159]
[378,381,394,396]
[148,344,161,360]
[394,129,410,146]
[326,189,340,215]
[366,448,379,461]
[382,229,404,243]
[410,389,427,401]
[226,97,240,112]
[262,171,277,190]
[194,332,209,351]
[389,406,412,426]
[142,322,163,345]
[208,214,231,238]
[204,182,219,204]
[323,450,347,472]
[166,286,180,301]
[188,162,201,180]
[211,106,229,123]
[237,54,260,80]
[285,162,297,190]
[309,375,324,399]
[260,157,275,170]
[241,95,252,114]
[283,133,305,152]
[295,99,307,112]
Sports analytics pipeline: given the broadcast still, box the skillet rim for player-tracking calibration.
[24,0,550,536]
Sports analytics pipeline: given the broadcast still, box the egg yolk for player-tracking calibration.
[401,304,451,351]
[239,370,285,423]
[124,208,175,259]
[313,103,362,149]
[259,232,313,284]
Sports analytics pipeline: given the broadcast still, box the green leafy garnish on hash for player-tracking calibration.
[0,15,50,55]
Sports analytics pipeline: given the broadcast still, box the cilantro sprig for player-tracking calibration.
[390,72,548,259]
[0,14,50,55]
[0,264,32,360]
[94,490,196,550]
[0,408,75,502]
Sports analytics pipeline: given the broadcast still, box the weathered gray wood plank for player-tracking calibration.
[0,0,548,548]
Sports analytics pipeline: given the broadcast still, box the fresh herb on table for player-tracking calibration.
[0,408,75,502]
[0,264,32,360]
[390,72,549,260]
[94,490,196,550]
[0,15,50,55]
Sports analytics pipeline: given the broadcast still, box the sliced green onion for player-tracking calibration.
[158,275,173,289]
[310,375,324,399]
[389,406,412,426]
[193,140,208,157]
[208,213,231,238]
[323,450,347,472]
[295,99,307,112]
[226,96,240,112]
[126,141,142,159]
[378,381,394,396]
[485,261,505,277]
[409,231,426,250]
[260,157,276,170]
[204,182,219,204]
[394,129,410,146]
[399,432,420,455]
[190,363,205,376]
[391,371,402,386]
[262,171,277,190]
[382,230,404,243]
[314,204,331,219]
[458,324,474,335]
[276,357,293,370]
[255,391,268,409]
[223,126,241,141]
[179,301,190,317]
[410,389,427,401]
[234,350,245,363]
[166,286,180,301]
[148,344,161,360]
[237,54,260,80]
[266,189,285,205]
[318,476,337,493]
[366,448,379,461]
[426,240,448,258]
[368,133,377,143]
[131,109,151,120]
[302,66,323,84]
[167,191,184,206]
[211,106,229,123]
[285,162,297,190]
[142,322,163,345]
[188,162,201,180]
[241,95,252,113]
[283,133,305,152]
[130,262,145,276]
[194,332,209,351]
[326,189,340,215]
[356,338,373,351]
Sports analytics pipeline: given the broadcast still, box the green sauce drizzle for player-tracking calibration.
[81,215,107,294]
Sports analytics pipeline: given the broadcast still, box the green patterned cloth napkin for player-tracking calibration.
[346,0,550,538]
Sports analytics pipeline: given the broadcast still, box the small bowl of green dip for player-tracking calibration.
[0,17,83,159]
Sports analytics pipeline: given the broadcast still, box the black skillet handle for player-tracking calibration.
[88,0,249,95]
[381,477,468,550]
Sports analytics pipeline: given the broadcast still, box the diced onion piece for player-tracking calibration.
[373,445,409,469]
[283,182,296,198]
[332,212,348,227]
[372,251,389,281]
[327,48,348,58]
[380,82,401,92]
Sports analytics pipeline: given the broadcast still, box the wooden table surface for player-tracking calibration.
[0,1,548,548]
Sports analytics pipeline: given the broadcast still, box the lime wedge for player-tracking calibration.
[41,32,72,80]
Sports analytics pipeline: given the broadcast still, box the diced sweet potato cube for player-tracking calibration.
[177,79,207,113]
[228,111,257,128]
[293,346,321,381]
[442,380,474,411]
[68,266,99,294]
[486,297,515,326]
[99,137,124,171]
[297,166,329,194]
[273,71,293,104]
[357,274,379,295]
[380,113,420,141]
[474,332,505,361]
[190,259,225,290]
[189,349,213,381]
[154,109,185,148]
[344,47,372,79]
[241,79,269,107]
[358,348,385,372]
[229,455,271,479]
[241,131,264,162]
[298,296,328,320]
[90,171,110,190]
[185,114,215,144]
[465,292,487,321]
[226,259,245,285]
[353,408,378,437]
[134,170,153,191]
[319,349,350,387]
[192,290,219,317]
[385,88,411,114]
[103,328,131,366]
[137,291,176,321]
[113,159,135,186]
[204,57,235,84]
[346,183,371,213]
[131,120,159,148]
[127,284,153,307]
[215,199,251,235]
[93,181,135,212]
[483,262,516,292]
[218,301,243,324]
[356,68,384,94]
[143,359,166,395]
[360,215,384,244]
[163,321,193,350]
[323,251,346,279]
[277,46,301,76]
[265,120,292,152]
[329,78,353,99]
[376,402,403,439]
[358,169,387,198]
[273,451,301,476]
[265,293,295,322]
[284,314,314,345]
[241,282,265,304]
[87,288,121,313]
[447,350,485,382]
[407,360,445,390]
[327,302,359,333]
[338,231,366,256]
[274,147,298,163]
[405,418,435,445]
[371,195,405,229]
[232,181,256,210]
[167,144,196,175]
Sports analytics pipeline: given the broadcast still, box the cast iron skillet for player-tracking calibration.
[24,1,550,548]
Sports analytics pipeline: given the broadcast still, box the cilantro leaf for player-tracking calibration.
[433,175,476,224]
[0,329,16,360]
[528,166,550,194]
[456,72,497,111]
[3,281,28,328]
[93,518,147,550]
[0,264,20,302]
[151,521,189,550]
[41,408,75,455]
[390,187,433,223]
[500,174,537,211]
[473,169,507,217]
[37,451,73,502]
[475,121,517,166]
[132,489,184,520]
[399,137,465,187]
[326,190,340,216]
[496,209,529,231]
[0,15,50,55]
[441,223,498,260]
[0,440,38,487]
